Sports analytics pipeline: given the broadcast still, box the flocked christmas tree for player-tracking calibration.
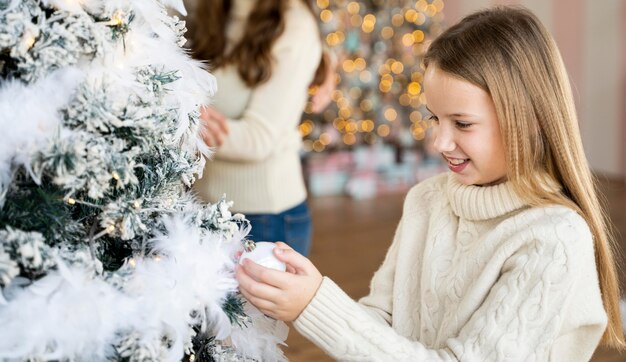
[0,0,286,360]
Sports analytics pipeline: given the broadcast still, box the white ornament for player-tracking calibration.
[239,242,286,272]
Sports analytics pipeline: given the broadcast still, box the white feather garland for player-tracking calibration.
[0,67,84,202]
[0,217,241,361]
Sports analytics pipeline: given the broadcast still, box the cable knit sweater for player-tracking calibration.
[192,0,322,213]
[293,172,607,361]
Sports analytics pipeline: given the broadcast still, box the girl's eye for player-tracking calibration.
[455,121,471,129]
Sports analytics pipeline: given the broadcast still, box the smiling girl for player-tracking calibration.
[235,6,625,361]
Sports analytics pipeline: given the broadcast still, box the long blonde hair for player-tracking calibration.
[424,6,624,349]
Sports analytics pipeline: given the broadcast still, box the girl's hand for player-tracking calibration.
[199,106,229,147]
[310,52,336,114]
[235,242,323,322]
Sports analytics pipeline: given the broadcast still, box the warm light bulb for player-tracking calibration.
[24,36,36,49]
[109,11,124,26]
[111,171,120,180]
[67,197,76,205]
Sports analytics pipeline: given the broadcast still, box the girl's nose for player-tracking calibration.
[432,124,456,153]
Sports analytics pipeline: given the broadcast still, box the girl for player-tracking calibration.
[186,0,326,256]
[235,6,625,361]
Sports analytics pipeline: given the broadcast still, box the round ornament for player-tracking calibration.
[239,241,286,272]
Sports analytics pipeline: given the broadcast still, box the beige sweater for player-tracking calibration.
[294,172,607,361]
[193,0,322,213]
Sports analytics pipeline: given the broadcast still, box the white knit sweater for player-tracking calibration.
[294,172,607,361]
[192,0,322,213]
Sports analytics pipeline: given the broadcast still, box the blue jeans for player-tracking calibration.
[244,201,312,256]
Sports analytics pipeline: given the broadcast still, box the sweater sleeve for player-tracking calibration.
[213,14,321,163]
[293,209,602,361]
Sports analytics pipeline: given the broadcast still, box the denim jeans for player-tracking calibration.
[244,201,312,256]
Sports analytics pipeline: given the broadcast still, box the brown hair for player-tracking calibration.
[187,0,326,88]
[424,6,625,349]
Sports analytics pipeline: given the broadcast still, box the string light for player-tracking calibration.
[306,1,445,151]
[109,11,124,26]
[23,35,36,49]
[111,171,121,180]
[67,197,76,205]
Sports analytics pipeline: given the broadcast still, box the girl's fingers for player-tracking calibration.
[241,259,294,289]
[273,245,315,275]
[236,264,282,301]
[201,106,229,134]
[201,119,226,146]
[238,287,277,311]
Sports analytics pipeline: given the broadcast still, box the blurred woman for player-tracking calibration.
[187,0,325,256]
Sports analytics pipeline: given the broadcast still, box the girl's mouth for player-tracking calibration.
[446,157,470,173]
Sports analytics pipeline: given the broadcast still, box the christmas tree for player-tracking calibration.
[303,0,445,151]
[301,0,447,198]
[0,0,285,360]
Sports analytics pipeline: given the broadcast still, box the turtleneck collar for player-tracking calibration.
[446,173,527,221]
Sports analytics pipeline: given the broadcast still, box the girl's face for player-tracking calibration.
[424,65,507,186]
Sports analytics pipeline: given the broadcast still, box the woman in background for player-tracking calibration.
[187,0,326,256]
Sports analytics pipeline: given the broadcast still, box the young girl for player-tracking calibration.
[235,6,625,360]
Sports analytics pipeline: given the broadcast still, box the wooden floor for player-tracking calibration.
[283,176,626,361]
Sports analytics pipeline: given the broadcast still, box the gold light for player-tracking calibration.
[377,124,390,137]
[413,30,425,43]
[316,0,329,9]
[320,9,333,23]
[415,0,428,12]
[408,82,421,95]
[347,2,360,15]
[392,13,404,27]
[343,133,356,145]
[405,9,418,23]
[384,108,398,121]
[402,33,414,47]
[381,26,394,39]
[319,132,332,145]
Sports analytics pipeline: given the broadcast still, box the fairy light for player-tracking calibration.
[106,225,116,233]
[128,258,136,268]
[154,255,162,262]
[408,82,421,95]
[303,1,445,151]
[377,124,390,137]
[342,133,356,145]
[110,11,124,26]
[67,197,76,205]
[415,0,428,12]
[316,0,329,8]
[111,171,121,180]
[23,35,36,49]
[384,108,398,122]
[189,354,196,362]
[133,200,141,209]
[320,9,333,23]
